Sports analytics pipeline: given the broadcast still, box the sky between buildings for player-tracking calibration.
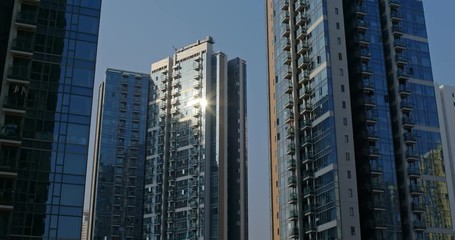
[84,1,455,239]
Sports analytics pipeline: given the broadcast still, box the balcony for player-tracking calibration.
[398,84,411,96]
[302,169,314,180]
[400,101,413,112]
[407,166,421,178]
[304,204,315,215]
[360,48,372,61]
[360,78,375,92]
[287,176,297,187]
[397,69,409,81]
[362,110,378,124]
[359,96,376,108]
[285,97,294,109]
[369,200,386,210]
[360,65,373,76]
[280,13,290,23]
[355,4,367,16]
[16,11,37,27]
[288,192,298,204]
[409,184,423,195]
[365,147,380,158]
[303,186,314,197]
[3,95,26,112]
[297,41,309,55]
[393,39,406,50]
[367,182,385,192]
[11,38,34,56]
[392,24,404,36]
[287,159,297,171]
[288,227,299,238]
[286,143,295,155]
[295,0,309,12]
[7,65,30,81]
[367,218,387,229]
[405,150,419,161]
[286,127,295,139]
[395,54,408,66]
[355,33,370,46]
[389,0,401,8]
[193,62,201,71]
[299,87,311,100]
[411,202,425,213]
[367,163,383,175]
[0,124,21,142]
[298,72,310,85]
[285,81,293,94]
[281,25,290,38]
[0,155,17,174]
[413,220,426,231]
[283,67,292,79]
[304,223,317,233]
[390,11,402,22]
[285,111,294,124]
[355,19,369,31]
[284,53,292,65]
[172,81,180,88]
[296,26,307,40]
[302,152,313,165]
[160,74,168,83]
[402,116,415,129]
[0,189,14,210]
[301,119,312,131]
[281,0,289,10]
[297,56,310,70]
[301,136,312,147]
[403,133,417,144]
[288,209,298,221]
[300,104,312,115]
[282,38,291,51]
[296,12,308,26]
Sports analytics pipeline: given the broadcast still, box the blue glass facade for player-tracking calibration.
[91,69,149,239]
[0,0,101,239]
[268,0,453,239]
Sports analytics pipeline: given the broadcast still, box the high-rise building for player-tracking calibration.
[89,69,150,240]
[435,84,455,233]
[142,37,248,240]
[0,0,101,239]
[266,0,453,239]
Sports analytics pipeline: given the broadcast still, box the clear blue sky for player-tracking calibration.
[85,1,454,239]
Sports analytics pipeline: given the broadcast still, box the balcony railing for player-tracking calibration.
[11,38,34,53]
[16,11,37,26]
[7,65,30,80]
[0,189,14,206]
[3,95,26,110]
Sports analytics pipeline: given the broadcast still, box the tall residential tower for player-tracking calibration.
[267,0,452,239]
[142,37,248,240]
[89,69,150,240]
[0,0,101,239]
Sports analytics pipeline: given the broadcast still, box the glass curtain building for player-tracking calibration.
[267,0,453,239]
[0,0,101,239]
[89,69,150,240]
[142,37,248,240]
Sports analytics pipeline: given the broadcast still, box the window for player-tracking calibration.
[336,22,340,29]
[342,101,346,109]
[350,207,354,216]
[337,37,341,45]
[346,152,350,161]
[335,8,339,15]
[343,117,348,126]
[345,135,349,143]
[348,188,353,197]
[347,170,351,179]
[340,68,344,76]
[338,53,342,60]
[341,84,345,92]
[351,227,355,235]
[317,56,321,64]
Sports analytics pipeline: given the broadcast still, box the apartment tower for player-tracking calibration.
[89,69,150,239]
[267,0,452,239]
[142,37,248,240]
[0,0,101,239]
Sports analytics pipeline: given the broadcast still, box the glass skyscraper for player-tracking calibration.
[267,0,453,239]
[0,0,101,239]
[142,37,248,240]
[89,69,150,240]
